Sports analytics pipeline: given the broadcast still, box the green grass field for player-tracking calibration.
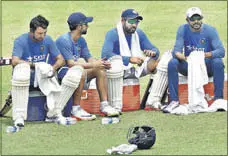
[1,1,227,155]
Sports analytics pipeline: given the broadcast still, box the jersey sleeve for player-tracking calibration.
[101,30,131,66]
[209,28,225,58]
[80,38,92,61]
[12,38,24,58]
[56,37,73,60]
[138,29,160,60]
[173,25,185,58]
[47,36,60,58]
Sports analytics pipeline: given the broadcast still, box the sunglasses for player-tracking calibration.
[127,19,140,24]
[79,22,88,26]
[189,15,202,22]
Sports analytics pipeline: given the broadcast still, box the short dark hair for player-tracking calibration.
[68,23,80,31]
[30,15,49,32]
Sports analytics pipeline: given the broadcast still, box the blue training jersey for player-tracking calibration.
[12,33,60,84]
[101,28,160,66]
[173,24,225,58]
[53,32,92,64]
[12,33,60,62]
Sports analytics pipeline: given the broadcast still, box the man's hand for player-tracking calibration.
[175,52,187,61]
[91,59,106,69]
[102,60,111,69]
[143,50,156,57]
[205,52,212,58]
[129,57,145,66]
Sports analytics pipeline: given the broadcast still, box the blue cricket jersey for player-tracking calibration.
[55,32,92,63]
[101,28,160,66]
[173,24,225,58]
[12,33,60,84]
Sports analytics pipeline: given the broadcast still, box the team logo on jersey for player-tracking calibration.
[200,38,206,44]
[40,45,45,52]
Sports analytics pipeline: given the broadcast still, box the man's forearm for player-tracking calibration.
[52,59,65,71]
[205,52,212,58]
[175,52,186,61]
[12,56,30,67]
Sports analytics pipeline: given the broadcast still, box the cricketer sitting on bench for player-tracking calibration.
[11,15,83,127]
[101,9,160,113]
[48,12,120,120]
[164,7,225,113]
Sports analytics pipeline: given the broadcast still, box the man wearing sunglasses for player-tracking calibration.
[101,9,160,113]
[49,12,120,120]
[164,7,225,113]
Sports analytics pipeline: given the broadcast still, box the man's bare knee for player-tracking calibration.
[94,68,106,78]
[147,59,159,72]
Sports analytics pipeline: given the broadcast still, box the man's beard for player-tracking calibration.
[123,24,136,34]
[191,22,202,30]
[33,35,43,41]
[126,27,136,34]
[81,30,87,35]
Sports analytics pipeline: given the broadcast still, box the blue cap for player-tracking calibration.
[121,9,143,20]
[67,12,93,26]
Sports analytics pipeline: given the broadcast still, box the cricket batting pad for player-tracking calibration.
[54,65,83,115]
[146,50,172,106]
[11,63,30,120]
[106,56,124,111]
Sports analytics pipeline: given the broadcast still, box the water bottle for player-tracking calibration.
[101,117,120,124]
[6,126,21,133]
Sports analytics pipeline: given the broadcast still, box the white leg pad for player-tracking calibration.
[54,84,76,115]
[61,65,84,88]
[146,50,172,106]
[147,70,168,105]
[107,77,123,111]
[11,63,30,120]
[54,65,83,115]
[107,56,124,111]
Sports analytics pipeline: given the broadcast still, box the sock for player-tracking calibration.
[72,105,80,112]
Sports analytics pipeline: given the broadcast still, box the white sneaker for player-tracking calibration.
[71,106,96,121]
[152,101,162,109]
[101,105,120,117]
[14,117,24,127]
[163,101,179,113]
[115,108,122,115]
[145,101,162,111]
[45,116,58,123]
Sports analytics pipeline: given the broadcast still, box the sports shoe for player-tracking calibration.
[145,101,162,111]
[71,106,96,121]
[162,101,179,113]
[101,105,120,117]
[14,117,24,127]
[45,116,58,123]
[115,108,123,115]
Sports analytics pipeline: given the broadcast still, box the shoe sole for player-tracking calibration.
[71,115,96,121]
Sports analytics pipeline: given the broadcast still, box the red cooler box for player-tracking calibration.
[80,79,101,115]
[169,73,228,106]
[80,78,141,114]
[122,78,140,111]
